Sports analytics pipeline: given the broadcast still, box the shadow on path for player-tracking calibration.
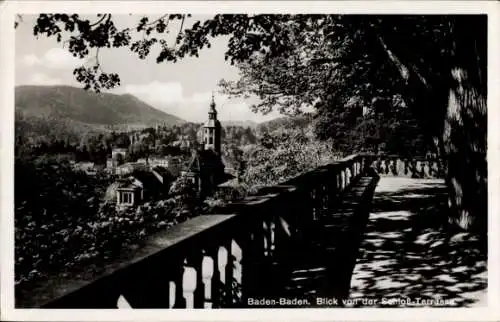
[349,178,487,307]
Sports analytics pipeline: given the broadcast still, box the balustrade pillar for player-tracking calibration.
[224,241,234,306]
[172,264,186,308]
[237,228,256,305]
[182,266,197,308]
[207,246,221,308]
[185,252,205,308]
[201,256,214,308]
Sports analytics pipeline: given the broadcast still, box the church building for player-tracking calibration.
[203,94,222,153]
[182,94,229,197]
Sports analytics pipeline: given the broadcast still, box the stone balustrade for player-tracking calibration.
[361,153,446,179]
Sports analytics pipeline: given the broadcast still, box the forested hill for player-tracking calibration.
[15,85,184,128]
[221,120,259,128]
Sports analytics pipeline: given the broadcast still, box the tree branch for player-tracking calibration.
[376,34,410,82]
[89,14,108,27]
[178,15,186,37]
[144,14,169,26]
[375,32,429,88]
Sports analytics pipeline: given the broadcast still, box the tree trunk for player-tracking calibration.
[441,69,487,233]
[377,16,487,234]
[438,16,487,234]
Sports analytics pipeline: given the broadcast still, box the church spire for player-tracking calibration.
[203,91,221,154]
[211,92,216,109]
[208,92,217,119]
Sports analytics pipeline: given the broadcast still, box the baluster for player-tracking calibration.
[172,264,186,308]
[182,266,197,308]
[274,215,290,256]
[168,281,175,308]
[329,175,338,212]
[232,240,243,305]
[186,251,204,308]
[397,158,404,176]
[117,295,132,308]
[310,187,317,220]
[318,182,325,218]
[423,161,430,178]
[217,246,228,307]
[263,219,271,257]
[322,182,329,217]
[419,161,425,177]
[266,217,275,257]
[317,184,322,219]
[202,256,214,308]
[238,227,256,304]
[432,160,439,177]
[411,160,417,178]
[224,240,234,306]
[207,246,221,308]
[390,158,397,175]
[252,219,266,260]
[439,160,445,178]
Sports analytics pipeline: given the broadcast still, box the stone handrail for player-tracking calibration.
[16,154,371,309]
[360,153,446,179]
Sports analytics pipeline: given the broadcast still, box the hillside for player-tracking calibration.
[257,113,314,133]
[15,85,184,138]
[221,120,259,128]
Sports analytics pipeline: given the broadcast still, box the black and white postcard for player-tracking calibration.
[1,1,499,321]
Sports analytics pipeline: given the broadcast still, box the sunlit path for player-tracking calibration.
[349,177,487,307]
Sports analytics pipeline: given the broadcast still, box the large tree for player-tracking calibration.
[20,14,487,233]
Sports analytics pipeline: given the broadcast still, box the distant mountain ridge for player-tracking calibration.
[15,85,185,128]
[221,120,259,128]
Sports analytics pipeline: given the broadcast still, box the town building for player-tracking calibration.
[105,167,174,209]
[73,162,105,176]
[172,135,192,150]
[111,148,128,161]
[115,162,149,176]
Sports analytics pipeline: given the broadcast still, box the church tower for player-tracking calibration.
[203,93,221,154]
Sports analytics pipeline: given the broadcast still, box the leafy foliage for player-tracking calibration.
[14,156,203,285]
[242,125,340,186]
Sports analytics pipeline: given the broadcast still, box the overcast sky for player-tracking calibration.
[15,14,282,123]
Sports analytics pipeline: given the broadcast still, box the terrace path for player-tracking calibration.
[348,177,488,307]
